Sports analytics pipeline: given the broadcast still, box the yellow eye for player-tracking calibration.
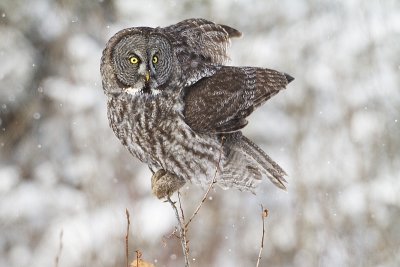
[129,56,139,64]
[152,56,158,64]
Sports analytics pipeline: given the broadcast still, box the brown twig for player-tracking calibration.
[162,227,179,247]
[167,137,226,266]
[177,191,185,223]
[126,208,131,267]
[184,137,225,229]
[177,192,190,251]
[135,250,142,266]
[167,196,190,267]
[256,205,269,267]
[184,175,217,229]
[54,229,63,267]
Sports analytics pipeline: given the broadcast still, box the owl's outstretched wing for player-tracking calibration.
[183,66,294,133]
[164,18,242,64]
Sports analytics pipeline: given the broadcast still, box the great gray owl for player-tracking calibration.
[100,18,294,199]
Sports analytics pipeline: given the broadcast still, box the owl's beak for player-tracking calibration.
[145,71,150,82]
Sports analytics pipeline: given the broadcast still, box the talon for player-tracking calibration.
[151,169,186,199]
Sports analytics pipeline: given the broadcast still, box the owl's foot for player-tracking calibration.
[151,169,186,199]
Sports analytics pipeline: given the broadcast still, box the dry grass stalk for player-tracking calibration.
[54,229,63,267]
[256,205,269,267]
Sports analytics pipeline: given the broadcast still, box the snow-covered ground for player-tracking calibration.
[1,0,399,266]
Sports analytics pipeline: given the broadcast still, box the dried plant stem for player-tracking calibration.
[125,208,131,267]
[167,137,225,266]
[185,137,224,228]
[54,229,63,267]
[177,192,185,223]
[185,175,216,229]
[167,196,190,267]
[256,205,268,267]
[135,250,142,266]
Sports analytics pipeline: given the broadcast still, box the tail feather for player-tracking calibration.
[220,134,287,191]
[240,136,287,189]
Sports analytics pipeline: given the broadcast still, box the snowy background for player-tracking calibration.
[1,0,399,266]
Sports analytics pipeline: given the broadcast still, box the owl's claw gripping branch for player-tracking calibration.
[151,169,186,199]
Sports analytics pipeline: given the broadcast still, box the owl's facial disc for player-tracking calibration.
[111,34,150,94]
[110,33,173,96]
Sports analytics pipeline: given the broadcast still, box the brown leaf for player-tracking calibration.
[262,209,269,218]
[130,259,155,267]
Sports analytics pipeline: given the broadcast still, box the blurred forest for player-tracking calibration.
[0,0,399,266]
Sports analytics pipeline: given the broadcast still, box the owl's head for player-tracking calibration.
[101,27,176,96]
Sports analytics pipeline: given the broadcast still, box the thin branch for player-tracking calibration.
[166,137,225,265]
[184,175,216,229]
[177,191,185,223]
[135,250,142,266]
[162,227,179,247]
[177,192,190,250]
[54,229,63,267]
[185,136,225,228]
[256,205,268,267]
[125,208,131,267]
[167,196,190,267]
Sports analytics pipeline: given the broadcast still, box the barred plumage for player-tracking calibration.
[107,92,222,188]
[100,18,294,198]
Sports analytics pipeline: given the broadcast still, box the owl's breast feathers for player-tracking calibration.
[107,93,222,186]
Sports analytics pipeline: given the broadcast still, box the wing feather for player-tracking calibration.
[163,18,242,64]
[183,66,293,133]
[160,19,242,86]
